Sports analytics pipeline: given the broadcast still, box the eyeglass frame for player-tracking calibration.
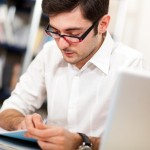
[45,19,99,43]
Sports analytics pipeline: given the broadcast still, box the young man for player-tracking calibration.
[0,0,146,149]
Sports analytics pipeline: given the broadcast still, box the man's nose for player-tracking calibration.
[57,37,70,50]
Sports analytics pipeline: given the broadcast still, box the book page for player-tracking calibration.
[0,128,36,142]
[0,127,10,133]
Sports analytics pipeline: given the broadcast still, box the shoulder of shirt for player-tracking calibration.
[30,40,63,69]
[113,41,143,59]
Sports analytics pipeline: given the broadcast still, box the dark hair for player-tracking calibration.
[42,0,109,22]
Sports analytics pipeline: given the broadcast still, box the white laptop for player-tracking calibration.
[100,69,150,150]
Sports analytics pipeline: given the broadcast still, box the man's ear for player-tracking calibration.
[98,15,110,34]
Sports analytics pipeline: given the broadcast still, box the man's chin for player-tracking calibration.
[63,58,77,65]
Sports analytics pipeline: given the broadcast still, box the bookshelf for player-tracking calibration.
[0,0,46,100]
[0,43,26,54]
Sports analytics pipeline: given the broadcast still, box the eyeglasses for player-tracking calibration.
[45,19,99,44]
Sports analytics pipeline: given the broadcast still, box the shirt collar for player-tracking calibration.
[90,32,115,75]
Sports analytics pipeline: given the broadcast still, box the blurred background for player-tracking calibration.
[0,0,150,101]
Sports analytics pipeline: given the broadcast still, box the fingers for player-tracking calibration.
[26,127,51,139]
[17,113,45,130]
[25,114,36,129]
[32,113,46,129]
[24,113,44,129]
[26,126,65,141]
[24,113,46,139]
[25,126,76,150]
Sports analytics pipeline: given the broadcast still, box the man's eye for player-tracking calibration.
[51,29,58,33]
[69,33,81,36]
[49,27,58,33]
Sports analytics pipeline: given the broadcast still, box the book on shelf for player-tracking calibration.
[0,4,7,43]
[0,4,30,48]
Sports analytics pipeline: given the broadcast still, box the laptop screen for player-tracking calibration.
[100,69,150,150]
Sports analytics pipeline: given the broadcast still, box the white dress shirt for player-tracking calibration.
[0,32,145,137]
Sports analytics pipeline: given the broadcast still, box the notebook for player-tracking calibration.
[100,69,150,150]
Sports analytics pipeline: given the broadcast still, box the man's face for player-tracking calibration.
[49,7,103,69]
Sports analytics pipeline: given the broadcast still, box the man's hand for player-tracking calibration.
[25,123,82,150]
[17,113,44,130]
[0,109,100,150]
[0,109,44,131]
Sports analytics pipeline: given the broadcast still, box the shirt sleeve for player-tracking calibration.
[0,45,47,115]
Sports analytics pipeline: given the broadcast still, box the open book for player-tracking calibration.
[0,128,36,142]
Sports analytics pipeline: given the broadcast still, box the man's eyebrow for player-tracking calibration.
[65,27,83,31]
[49,24,83,31]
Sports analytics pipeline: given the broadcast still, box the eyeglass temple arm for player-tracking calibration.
[80,19,99,40]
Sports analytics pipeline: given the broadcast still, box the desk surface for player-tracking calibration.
[0,135,41,150]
